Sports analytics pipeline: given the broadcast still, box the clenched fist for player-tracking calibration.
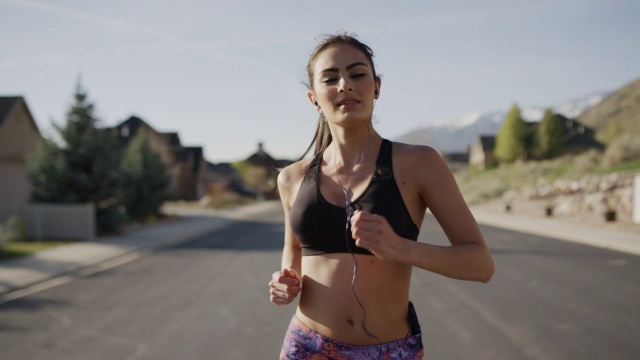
[269,268,302,305]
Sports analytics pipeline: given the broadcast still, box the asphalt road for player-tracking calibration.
[1,207,639,359]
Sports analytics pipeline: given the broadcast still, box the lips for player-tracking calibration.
[336,97,360,107]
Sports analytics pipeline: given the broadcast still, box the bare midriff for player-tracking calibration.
[296,253,413,346]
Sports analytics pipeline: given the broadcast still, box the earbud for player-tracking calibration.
[314,100,318,106]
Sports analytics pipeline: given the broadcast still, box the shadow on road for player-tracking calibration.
[166,219,284,253]
[0,296,71,325]
[0,296,69,311]
[489,247,610,258]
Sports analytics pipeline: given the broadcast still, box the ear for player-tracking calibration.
[374,77,382,99]
[307,91,318,108]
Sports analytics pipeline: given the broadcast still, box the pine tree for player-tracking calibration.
[26,82,123,234]
[494,104,527,163]
[26,139,67,202]
[534,108,564,159]
[120,133,171,221]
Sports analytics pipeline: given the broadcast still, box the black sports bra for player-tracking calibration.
[290,139,420,256]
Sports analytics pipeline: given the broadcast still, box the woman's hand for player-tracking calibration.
[269,268,302,306]
[350,210,405,262]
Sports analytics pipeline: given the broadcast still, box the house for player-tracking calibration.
[242,142,279,199]
[522,115,603,159]
[113,116,208,200]
[177,146,208,200]
[240,142,292,199]
[0,96,43,206]
[469,136,497,171]
[554,114,603,154]
[199,161,247,208]
[206,161,258,194]
[207,162,239,184]
[470,117,602,170]
[442,150,470,172]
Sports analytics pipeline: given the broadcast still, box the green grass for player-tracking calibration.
[600,158,640,173]
[0,241,74,261]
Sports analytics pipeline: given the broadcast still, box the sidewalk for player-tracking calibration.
[470,202,640,255]
[1,200,638,300]
[0,201,282,299]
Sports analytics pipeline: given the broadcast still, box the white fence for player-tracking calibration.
[0,203,95,241]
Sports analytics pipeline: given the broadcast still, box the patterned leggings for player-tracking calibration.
[279,302,424,360]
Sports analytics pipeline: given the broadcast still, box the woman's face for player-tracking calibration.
[308,43,380,125]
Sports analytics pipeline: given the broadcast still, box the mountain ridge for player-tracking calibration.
[395,90,610,153]
[577,77,640,144]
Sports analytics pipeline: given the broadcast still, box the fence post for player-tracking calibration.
[88,203,96,241]
[634,174,640,224]
[35,205,43,241]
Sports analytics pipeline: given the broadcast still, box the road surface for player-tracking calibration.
[1,206,638,359]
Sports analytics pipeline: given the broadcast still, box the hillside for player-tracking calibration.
[577,77,640,144]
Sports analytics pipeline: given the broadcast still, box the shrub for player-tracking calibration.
[0,216,26,245]
[603,134,640,167]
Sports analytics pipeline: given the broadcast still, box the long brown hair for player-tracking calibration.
[299,32,380,160]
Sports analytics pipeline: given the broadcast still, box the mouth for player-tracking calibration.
[337,98,360,107]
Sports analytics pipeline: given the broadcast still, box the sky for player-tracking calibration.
[1,0,639,163]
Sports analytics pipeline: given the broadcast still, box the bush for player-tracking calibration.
[0,216,26,245]
[574,149,602,172]
[603,134,640,167]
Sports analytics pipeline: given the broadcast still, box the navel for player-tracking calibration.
[347,318,355,327]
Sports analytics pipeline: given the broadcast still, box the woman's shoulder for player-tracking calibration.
[277,157,314,189]
[389,140,443,164]
[389,140,451,183]
[389,140,454,190]
[277,157,315,206]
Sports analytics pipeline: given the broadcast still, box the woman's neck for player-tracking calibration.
[328,126,382,170]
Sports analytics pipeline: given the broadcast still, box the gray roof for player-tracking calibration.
[0,96,41,137]
[0,96,22,127]
[480,135,495,151]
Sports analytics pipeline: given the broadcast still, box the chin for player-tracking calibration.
[337,111,370,123]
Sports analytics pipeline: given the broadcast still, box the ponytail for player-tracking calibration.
[298,115,332,161]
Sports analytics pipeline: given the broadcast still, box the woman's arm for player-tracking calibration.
[269,166,303,305]
[351,145,494,282]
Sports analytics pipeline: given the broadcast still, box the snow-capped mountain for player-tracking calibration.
[395,91,609,153]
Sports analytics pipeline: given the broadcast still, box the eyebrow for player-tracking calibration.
[320,62,369,74]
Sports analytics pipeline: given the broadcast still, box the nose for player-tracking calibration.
[337,76,353,93]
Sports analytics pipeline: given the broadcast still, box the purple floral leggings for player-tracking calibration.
[279,302,424,360]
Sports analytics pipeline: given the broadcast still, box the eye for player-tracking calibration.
[322,77,337,84]
[351,73,366,79]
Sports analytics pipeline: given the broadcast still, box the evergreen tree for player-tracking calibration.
[120,133,171,221]
[534,108,564,159]
[26,139,67,202]
[494,104,527,163]
[26,82,123,234]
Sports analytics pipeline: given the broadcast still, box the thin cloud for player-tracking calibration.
[2,0,177,41]
[2,0,293,79]
[0,52,77,67]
